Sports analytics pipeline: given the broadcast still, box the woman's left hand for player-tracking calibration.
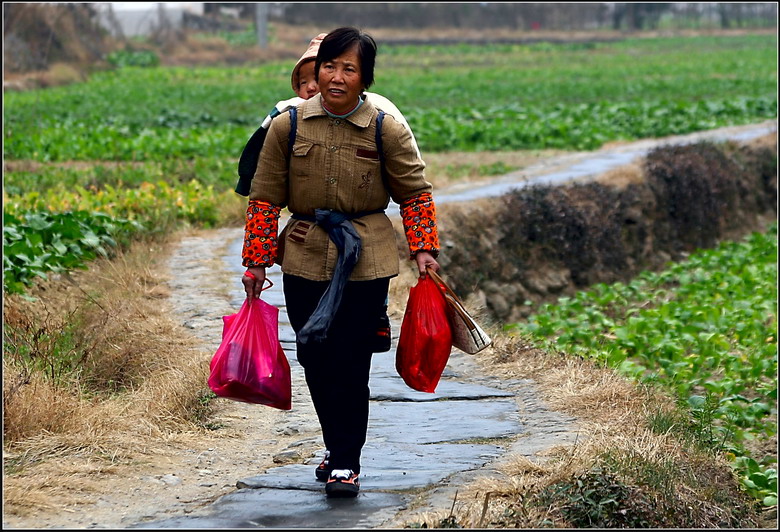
[414,251,439,279]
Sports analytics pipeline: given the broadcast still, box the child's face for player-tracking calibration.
[295,60,319,100]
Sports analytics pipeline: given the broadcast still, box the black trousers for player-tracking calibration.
[283,273,391,474]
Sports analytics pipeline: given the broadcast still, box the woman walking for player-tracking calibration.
[241,27,440,497]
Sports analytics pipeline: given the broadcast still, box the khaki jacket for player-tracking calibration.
[249,94,432,281]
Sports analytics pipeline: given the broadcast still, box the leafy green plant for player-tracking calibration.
[2,176,241,296]
[4,159,238,195]
[4,180,225,229]
[541,467,654,528]
[479,161,515,176]
[734,456,778,507]
[3,210,143,295]
[218,27,260,47]
[4,34,776,161]
[509,224,778,505]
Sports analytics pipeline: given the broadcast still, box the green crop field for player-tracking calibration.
[508,224,778,506]
[4,33,776,293]
[4,34,776,162]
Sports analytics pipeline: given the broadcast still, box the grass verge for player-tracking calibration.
[2,234,215,516]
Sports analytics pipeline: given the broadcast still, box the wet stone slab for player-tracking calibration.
[369,399,522,444]
[131,488,407,529]
[368,348,516,401]
[369,372,515,402]
[239,441,503,492]
[159,230,523,530]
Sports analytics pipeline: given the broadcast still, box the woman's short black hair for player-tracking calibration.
[315,27,377,90]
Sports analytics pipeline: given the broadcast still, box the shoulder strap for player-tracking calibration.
[287,106,297,163]
[235,106,297,197]
[375,110,387,189]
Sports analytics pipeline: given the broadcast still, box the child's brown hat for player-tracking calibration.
[291,33,327,91]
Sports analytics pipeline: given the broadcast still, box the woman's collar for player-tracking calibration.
[301,94,376,129]
[322,95,364,119]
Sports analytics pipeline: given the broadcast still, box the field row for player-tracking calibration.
[4,34,776,161]
[3,34,777,294]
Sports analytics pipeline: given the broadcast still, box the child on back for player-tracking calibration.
[235,32,420,194]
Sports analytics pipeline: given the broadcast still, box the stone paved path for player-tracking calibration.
[137,226,580,529]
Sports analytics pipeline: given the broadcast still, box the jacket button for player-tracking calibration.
[330,146,338,152]
[329,178,337,184]
[334,119,341,126]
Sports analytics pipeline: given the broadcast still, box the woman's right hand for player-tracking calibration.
[242,267,267,300]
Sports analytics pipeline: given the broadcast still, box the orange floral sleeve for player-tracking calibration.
[400,192,440,259]
[242,200,281,267]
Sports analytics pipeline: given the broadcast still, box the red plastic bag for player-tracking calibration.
[395,275,453,393]
[208,293,291,410]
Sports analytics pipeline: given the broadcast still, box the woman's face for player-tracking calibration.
[318,44,363,114]
[294,60,319,100]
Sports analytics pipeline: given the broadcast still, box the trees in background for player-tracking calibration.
[4,3,776,74]
[3,3,106,72]
[269,2,776,31]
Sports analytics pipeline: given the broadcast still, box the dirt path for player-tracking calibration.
[21,225,573,529]
[0,226,571,529]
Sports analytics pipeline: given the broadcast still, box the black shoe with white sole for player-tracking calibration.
[325,469,359,498]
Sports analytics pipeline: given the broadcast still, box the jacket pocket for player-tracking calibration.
[291,141,315,177]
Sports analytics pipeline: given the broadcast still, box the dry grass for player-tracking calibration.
[593,161,646,190]
[35,62,87,88]
[217,192,251,227]
[747,130,778,151]
[2,235,214,516]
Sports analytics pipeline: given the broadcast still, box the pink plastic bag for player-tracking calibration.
[396,276,453,393]
[208,292,291,410]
